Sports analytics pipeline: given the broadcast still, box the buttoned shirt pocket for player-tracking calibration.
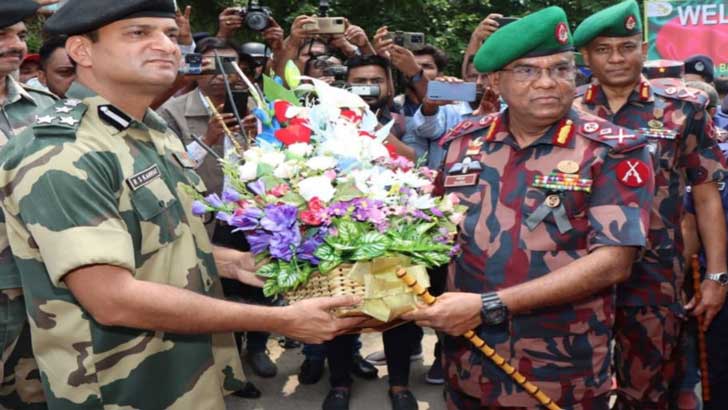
[519,186,589,251]
[130,177,183,255]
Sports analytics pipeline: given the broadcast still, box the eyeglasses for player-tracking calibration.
[500,64,576,82]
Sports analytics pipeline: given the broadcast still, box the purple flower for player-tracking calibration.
[222,188,241,202]
[192,200,209,216]
[430,207,444,218]
[449,244,462,257]
[261,204,298,232]
[327,201,351,217]
[216,212,232,223]
[269,228,302,261]
[229,207,263,231]
[247,231,273,254]
[204,193,224,208]
[298,230,326,264]
[412,210,432,221]
[248,179,267,196]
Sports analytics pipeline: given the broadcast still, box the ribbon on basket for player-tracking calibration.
[347,255,430,322]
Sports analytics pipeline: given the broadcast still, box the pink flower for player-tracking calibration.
[300,197,326,226]
[270,184,290,197]
[324,169,337,180]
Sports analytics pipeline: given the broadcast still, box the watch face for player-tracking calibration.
[485,306,507,325]
[720,274,728,285]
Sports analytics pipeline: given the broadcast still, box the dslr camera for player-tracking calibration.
[239,0,272,32]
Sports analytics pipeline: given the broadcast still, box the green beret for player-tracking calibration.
[474,7,573,73]
[0,0,40,29]
[45,0,176,36]
[573,0,642,48]
[643,59,685,80]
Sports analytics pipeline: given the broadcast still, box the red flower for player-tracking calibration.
[274,101,293,123]
[385,143,399,159]
[358,130,374,139]
[270,184,290,197]
[341,109,362,124]
[275,124,311,146]
[300,197,326,226]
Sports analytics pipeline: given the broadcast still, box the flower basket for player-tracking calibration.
[190,62,464,325]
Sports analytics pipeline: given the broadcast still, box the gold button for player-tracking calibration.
[557,160,579,175]
[545,194,561,208]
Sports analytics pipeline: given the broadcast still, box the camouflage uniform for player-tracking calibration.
[1,74,55,410]
[0,82,245,409]
[575,78,726,410]
[440,108,654,409]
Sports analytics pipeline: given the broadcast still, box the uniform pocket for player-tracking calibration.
[519,186,589,251]
[130,177,182,254]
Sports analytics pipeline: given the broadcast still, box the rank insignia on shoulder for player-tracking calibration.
[616,159,650,188]
[36,115,55,125]
[127,164,162,191]
[533,172,593,193]
[444,174,478,188]
[448,157,482,174]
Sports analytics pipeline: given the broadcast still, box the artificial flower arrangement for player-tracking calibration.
[190,62,465,322]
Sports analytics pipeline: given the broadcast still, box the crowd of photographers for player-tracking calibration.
[6,2,728,410]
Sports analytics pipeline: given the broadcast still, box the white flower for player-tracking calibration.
[298,176,336,203]
[394,169,430,188]
[260,150,286,167]
[243,147,263,163]
[239,162,258,181]
[364,139,390,161]
[306,156,338,171]
[288,143,313,157]
[409,194,436,210]
[274,162,298,179]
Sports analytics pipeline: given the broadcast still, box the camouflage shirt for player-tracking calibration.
[440,108,654,407]
[0,82,245,409]
[575,77,726,307]
[0,75,56,146]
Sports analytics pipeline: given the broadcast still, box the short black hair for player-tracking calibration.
[195,37,239,56]
[39,36,68,70]
[345,54,390,72]
[413,45,448,72]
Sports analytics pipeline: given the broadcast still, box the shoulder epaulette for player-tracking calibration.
[439,113,497,147]
[21,83,59,101]
[651,80,709,107]
[32,98,88,139]
[575,113,646,153]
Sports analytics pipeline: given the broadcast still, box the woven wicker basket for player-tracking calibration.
[284,264,406,332]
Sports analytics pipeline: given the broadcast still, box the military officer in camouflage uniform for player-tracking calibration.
[403,7,654,410]
[0,1,363,409]
[573,2,727,409]
[0,2,57,409]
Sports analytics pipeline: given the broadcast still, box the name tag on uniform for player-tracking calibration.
[444,174,478,188]
[127,165,161,191]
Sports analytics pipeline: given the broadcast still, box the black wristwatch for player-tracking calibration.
[706,272,728,287]
[480,292,509,326]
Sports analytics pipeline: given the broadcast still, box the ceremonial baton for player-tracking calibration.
[691,255,710,401]
[396,269,562,410]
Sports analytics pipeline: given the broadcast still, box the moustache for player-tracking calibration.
[0,49,23,59]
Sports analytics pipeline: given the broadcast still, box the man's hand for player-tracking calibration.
[262,18,285,51]
[401,292,482,336]
[329,34,357,57]
[204,106,240,147]
[175,6,193,46]
[288,15,317,46]
[372,26,393,58]
[278,296,368,344]
[212,246,265,288]
[389,45,420,78]
[686,279,728,330]
[471,13,503,45]
[217,7,244,39]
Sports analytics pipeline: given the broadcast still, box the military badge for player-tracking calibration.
[557,160,580,175]
[466,137,484,156]
[582,122,600,134]
[555,22,569,45]
[601,128,636,144]
[648,120,663,129]
[533,172,592,193]
[448,157,482,174]
[616,159,649,188]
[444,174,478,188]
[36,115,55,125]
[625,15,637,31]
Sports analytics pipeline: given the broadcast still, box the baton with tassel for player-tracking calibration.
[203,96,245,156]
[691,255,711,401]
[396,269,562,410]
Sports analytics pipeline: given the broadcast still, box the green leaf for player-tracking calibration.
[277,265,300,291]
[333,181,364,202]
[351,232,387,260]
[314,244,339,262]
[279,191,306,207]
[263,75,301,107]
[319,259,342,274]
[284,60,302,89]
[263,279,280,298]
[256,263,278,278]
[336,219,361,244]
[415,222,437,236]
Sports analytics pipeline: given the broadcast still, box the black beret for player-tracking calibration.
[685,54,715,83]
[45,0,176,36]
[0,0,41,29]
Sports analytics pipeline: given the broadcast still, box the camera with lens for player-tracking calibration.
[390,31,426,51]
[323,65,348,80]
[239,0,272,32]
